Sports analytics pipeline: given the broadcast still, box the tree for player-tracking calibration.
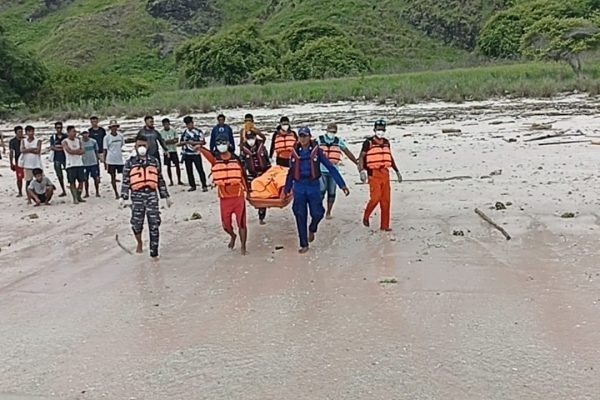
[286,37,370,81]
[176,24,279,87]
[522,16,600,76]
[280,18,348,52]
[0,25,48,107]
[478,0,598,58]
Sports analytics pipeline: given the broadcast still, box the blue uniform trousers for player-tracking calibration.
[292,180,325,248]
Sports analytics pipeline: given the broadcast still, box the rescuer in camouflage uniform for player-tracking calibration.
[121,135,171,258]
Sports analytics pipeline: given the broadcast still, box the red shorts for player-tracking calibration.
[220,196,247,231]
[15,166,24,181]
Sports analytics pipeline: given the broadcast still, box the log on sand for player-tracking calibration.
[474,208,511,240]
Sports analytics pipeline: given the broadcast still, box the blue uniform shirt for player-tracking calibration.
[210,124,235,153]
[284,144,346,194]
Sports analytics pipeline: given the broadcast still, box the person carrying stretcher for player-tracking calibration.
[240,131,271,225]
[197,135,249,255]
[284,127,350,254]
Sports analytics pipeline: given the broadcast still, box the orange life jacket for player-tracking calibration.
[212,156,245,188]
[319,135,342,165]
[274,131,297,160]
[365,138,393,170]
[130,165,159,191]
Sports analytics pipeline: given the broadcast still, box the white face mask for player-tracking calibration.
[217,144,229,153]
[246,139,256,147]
[137,146,147,156]
[326,132,336,139]
[375,130,386,138]
[281,124,289,132]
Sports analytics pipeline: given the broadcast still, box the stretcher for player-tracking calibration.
[247,192,293,209]
[246,165,293,209]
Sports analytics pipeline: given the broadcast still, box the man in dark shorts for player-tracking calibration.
[81,130,101,197]
[104,120,125,199]
[50,121,68,197]
[89,116,107,162]
[161,118,183,186]
[63,126,86,204]
[9,126,24,197]
[28,168,55,206]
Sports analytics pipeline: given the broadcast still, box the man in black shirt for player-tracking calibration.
[89,116,106,162]
[9,126,24,197]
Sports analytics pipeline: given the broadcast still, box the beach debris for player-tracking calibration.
[275,245,284,250]
[452,230,465,236]
[490,169,502,176]
[83,233,93,237]
[591,138,600,145]
[561,212,576,218]
[525,132,564,142]
[190,212,202,220]
[506,201,513,206]
[474,208,511,240]
[539,140,590,146]
[379,278,398,284]
[115,234,133,255]
[503,137,517,143]
[27,213,39,220]
[404,175,472,183]
[495,202,507,210]
[442,128,462,134]
[530,123,553,130]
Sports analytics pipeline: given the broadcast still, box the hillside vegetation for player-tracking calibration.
[1,0,600,115]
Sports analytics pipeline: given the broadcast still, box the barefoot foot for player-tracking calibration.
[228,234,237,249]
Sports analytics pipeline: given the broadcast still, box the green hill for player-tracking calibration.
[0,0,506,82]
[1,0,600,115]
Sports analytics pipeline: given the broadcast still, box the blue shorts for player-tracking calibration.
[320,173,337,200]
[84,164,100,180]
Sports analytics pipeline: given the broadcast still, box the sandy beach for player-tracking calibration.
[1,96,600,399]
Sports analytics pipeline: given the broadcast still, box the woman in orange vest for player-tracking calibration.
[358,120,402,231]
[269,116,297,167]
[197,135,250,255]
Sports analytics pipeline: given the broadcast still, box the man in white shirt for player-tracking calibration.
[103,120,125,199]
[63,125,86,204]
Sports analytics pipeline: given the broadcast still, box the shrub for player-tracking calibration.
[252,67,280,85]
[287,37,370,81]
[176,23,278,87]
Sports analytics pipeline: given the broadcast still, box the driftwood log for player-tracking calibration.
[474,208,511,240]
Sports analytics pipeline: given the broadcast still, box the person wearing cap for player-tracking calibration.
[104,120,126,199]
[358,120,403,231]
[63,125,86,204]
[161,118,183,186]
[240,130,271,224]
[180,116,208,192]
[284,127,350,253]
[317,123,359,219]
[196,135,249,255]
[239,113,266,146]
[210,114,235,153]
[269,116,298,167]
[81,130,101,198]
[89,116,106,162]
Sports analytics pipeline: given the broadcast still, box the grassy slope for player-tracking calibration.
[0,0,473,83]
[21,62,600,121]
[0,0,174,82]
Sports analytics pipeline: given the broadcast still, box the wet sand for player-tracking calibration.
[1,96,600,399]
